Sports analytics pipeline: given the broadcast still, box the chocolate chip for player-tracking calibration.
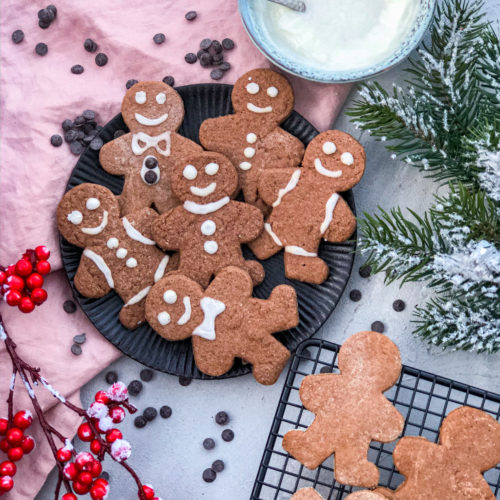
[143,407,158,422]
[74,115,85,126]
[95,53,108,67]
[71,64,84,75]
[75,130,84,141]
[221,429,234,442]
[99,471,110,481]
[144,170,157,184]
[145,157,158,169]
[222,38,235,50]
[82,124,95,136]
[64,130,77,143]
[38,20,51,30]
[71,344,82,356]
[197,49,207,59]
[210,69,224,81]
[153,33,166,44]
[185,10,197,21]
[179,376,192,386]
[128,380,143,396]
[82,136,92,144]
[38,9,52,23]
[70,141,84,155]
[159,405,172,419]
[199,52,212,67]
[35,42,48,56]
[82,109,96,121]
[134,415,147,429]
[319,366,333,373]
[184,52,197,64]
[63,300,77,313]
[215,411,229,426]
[219,62,231,72]
[47,5,57,17]
[371,321,385,333]
[203,438,215,450]
[89,137,103,151]
[73,333,87,345]
[349,289,362,302]
[140,368,154,381]
[211,40,222,54]
[114,130,126,139]
[50,134,63,147]
[202,468,216,483]
[126,79,138,89]
[12,30,24,44]
[105,371,118,384]
[162,75,175,86]
[212,53,224,64]
[393,299,406,312]
[84,38,98,53]
[200,38,212,50]
[211,460,224,473]
[62,119,73,131]
[359,265,372,278]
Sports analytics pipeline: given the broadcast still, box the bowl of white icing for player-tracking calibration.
[239,0,436,82]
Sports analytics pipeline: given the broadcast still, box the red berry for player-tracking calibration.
[62,494,77,500]
[77,422,94,442]
[0,461,16,477]
[31,287,48,305]
[18,297,35,314]
[0,439,9,453]
[142,485,155,500]
[78,471,94,486]
[105,428,122,443]
[5,290,22,307]
[6,428,23,447]
[72,480,90,495]
[5,275,24,292]
[57,447,72,463]
[75,452,94,470]
[109,406,125,424]
[93,478,108,489]
[6,265,16,276]
[90,439,102,455]
[94,391,110,405]
[35,246,50,261]
[0,419,8,436]
[13,411,32,430]
[7,447,23,462]
[26,273,43,290]
[89,459,102,478]
[90,485,108,500]
[15,259,32,277]
[20,436,35,454]
[0,271,6,286]
[35,259,51,275]
[63,462,78,480]
[0,475,13,492]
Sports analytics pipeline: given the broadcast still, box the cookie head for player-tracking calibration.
[232,69,294,123]
[57,184,119,248]
[121,81,184,134]
[145,274,204,340]
[338,331,401,390]
[303,130,366,191]
[171,152,238,203]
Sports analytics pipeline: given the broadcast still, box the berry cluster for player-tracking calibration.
[0,411,35,496]
[0,246,51,313]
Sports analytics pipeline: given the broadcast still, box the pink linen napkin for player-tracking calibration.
[0,1,351,497]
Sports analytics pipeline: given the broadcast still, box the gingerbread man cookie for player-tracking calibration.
[372,406,500,500]
[57,183,176,329]
[199,68,305,211]
[99,81,202,215]
[145,267,298,385]
[152,152,265,288]
[291,488,325,500]
[250,130,365,284]
[346,492,387,500]
[283,331,404,488]
[291,490,385,500]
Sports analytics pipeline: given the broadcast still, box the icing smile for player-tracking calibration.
[190,182,217,197]
[134,112,168,126]
[314,158,342,178]
[247,103,273,114]
[81,210,109,235]
[177,296,192,325]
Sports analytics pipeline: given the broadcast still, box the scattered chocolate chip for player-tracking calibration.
[359,265,372,278]
[134,415,147,429]
[70,141,84,155]
[99,471,110,481]
[221,429,234,442]
[210,69,224,80]
[199,52,212,67]
[47,5,57,17]
[371,321,385,333]
[75,130,85,140]
[159,405,172,419]
[222,38,235,50]
[126,79,138,89]
[84,38,98,53]
[349,289,362,302]
[143,407,158,422]
[39,20,51,29]
[82,136,93,144]
[144,170,157,184]
[319,366,333,373]
[114,129,126,139]
[153,33,166,44]
[12,30,24,44]
[219,62,231,72]
[95,53,108,67]
[73,333,87,345]
[74,115,86,126]
[162,75,175,86]
[202,468,216,483]
[64,130,77,143]
[212,40,222,54]
[38,9,52,23]
[71,64,84,75]
[393,299,406,312]
[63,300,77,313]
[184,52,197,64]
[128,380,143,396]
[105,371,118,384]
[215,411,229,426]
[50,134,63,147]
[211,460,224,473]
[203,438,215,450]
[140,368,154,381]
[179,376,192,386]
[71,344,82,356]
[197,49,207,59]
[200,38,212,50]
[185,10,197,21]
[62,119,73,131]
[144,157,158,170]
[82,109,96,121]
[35,42,48,56]
[89,137,103,151]
[212,53,224,64]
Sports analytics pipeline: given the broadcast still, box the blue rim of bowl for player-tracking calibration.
[238,0,437,83]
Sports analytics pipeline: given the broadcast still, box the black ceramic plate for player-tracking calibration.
[60,83,356,378]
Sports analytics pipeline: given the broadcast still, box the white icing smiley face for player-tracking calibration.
[133,90,169,127]
[67,197,109,234]
[183,163,220,198]
[245,78,275,114]
[159,289,192,326]
[314,140,356,178]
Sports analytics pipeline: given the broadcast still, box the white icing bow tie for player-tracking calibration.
[192,297,226,341]
[131,131,171,156]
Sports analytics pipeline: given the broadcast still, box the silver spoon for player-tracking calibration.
[267,0,306,12]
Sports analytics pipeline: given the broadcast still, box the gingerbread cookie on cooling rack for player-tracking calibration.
[57,183,176,329]
[199,68,304,212]
[99,81,202,215]
[292,489,385,500]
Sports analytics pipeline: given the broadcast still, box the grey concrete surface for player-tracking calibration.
[37,2,500,498]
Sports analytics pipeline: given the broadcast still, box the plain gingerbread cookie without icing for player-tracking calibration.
[57,183,177,329]
[290,488,325,500]
[291,490,386,500]
[199,68,305,212]
[99,81,202,216]
[145,266,299,385]
[282,331,404,488]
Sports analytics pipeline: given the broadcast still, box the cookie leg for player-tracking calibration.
[244,259,265,286]
[119,300,146,329]
[193,341,235,377]
[283,250,329,284]
[244,337,290,385]
[248,225,283,260]
[334,443,379,488]
[267,285,299,330]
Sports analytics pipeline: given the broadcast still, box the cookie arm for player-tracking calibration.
[74,254,112,298]
[392,436,431,476]
[258,129,305,169]
[371,399,404,442]
[122,208,159,241]
[299,374,336,412]
[232,201,264,243]
[99,135,131,176]
[257,168,300,207]
[151,207,186,250]
[199,118,225,151]
[322,197,357,243]
[206,266,253,304]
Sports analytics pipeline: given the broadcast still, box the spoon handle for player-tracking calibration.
[267,0,306,13]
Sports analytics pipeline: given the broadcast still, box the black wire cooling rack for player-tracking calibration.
[251,339,500,500]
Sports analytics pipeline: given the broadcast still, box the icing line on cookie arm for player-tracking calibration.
[284,246,317,257]
[177,296,192,325]
[124,286,152,307]
[83,249,115,288]
[273,170,301,208]
[192,297,226,341]
[183,196,230,215]
[320,193,340,235]
[81,211,108,235]
[265,223,283,247]
[154,255,170,282]
[122,217,156,245]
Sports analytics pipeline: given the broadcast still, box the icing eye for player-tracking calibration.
[341,152,354,165]
[322,141,337,155]
[205,162,219,176]
[183,164,198,180]
[246,82,260,95]
[156,92,166,104]
[163,290,177,304]
[267,86,278,98]
[135,91,147,104]
[157,311,171,325]
[86,198,100,210]
[67,210,82,225]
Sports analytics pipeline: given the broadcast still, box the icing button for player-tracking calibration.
[107,237,119,249]
[204,241,218,255]
[246,133,257,144]
[201,220,216,236]
[239,162,252,171]
[126,257,138,268]
[244,147,256,159]
[116,248,128,259]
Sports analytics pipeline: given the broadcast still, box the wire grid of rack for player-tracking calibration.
[251,338,500,499]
